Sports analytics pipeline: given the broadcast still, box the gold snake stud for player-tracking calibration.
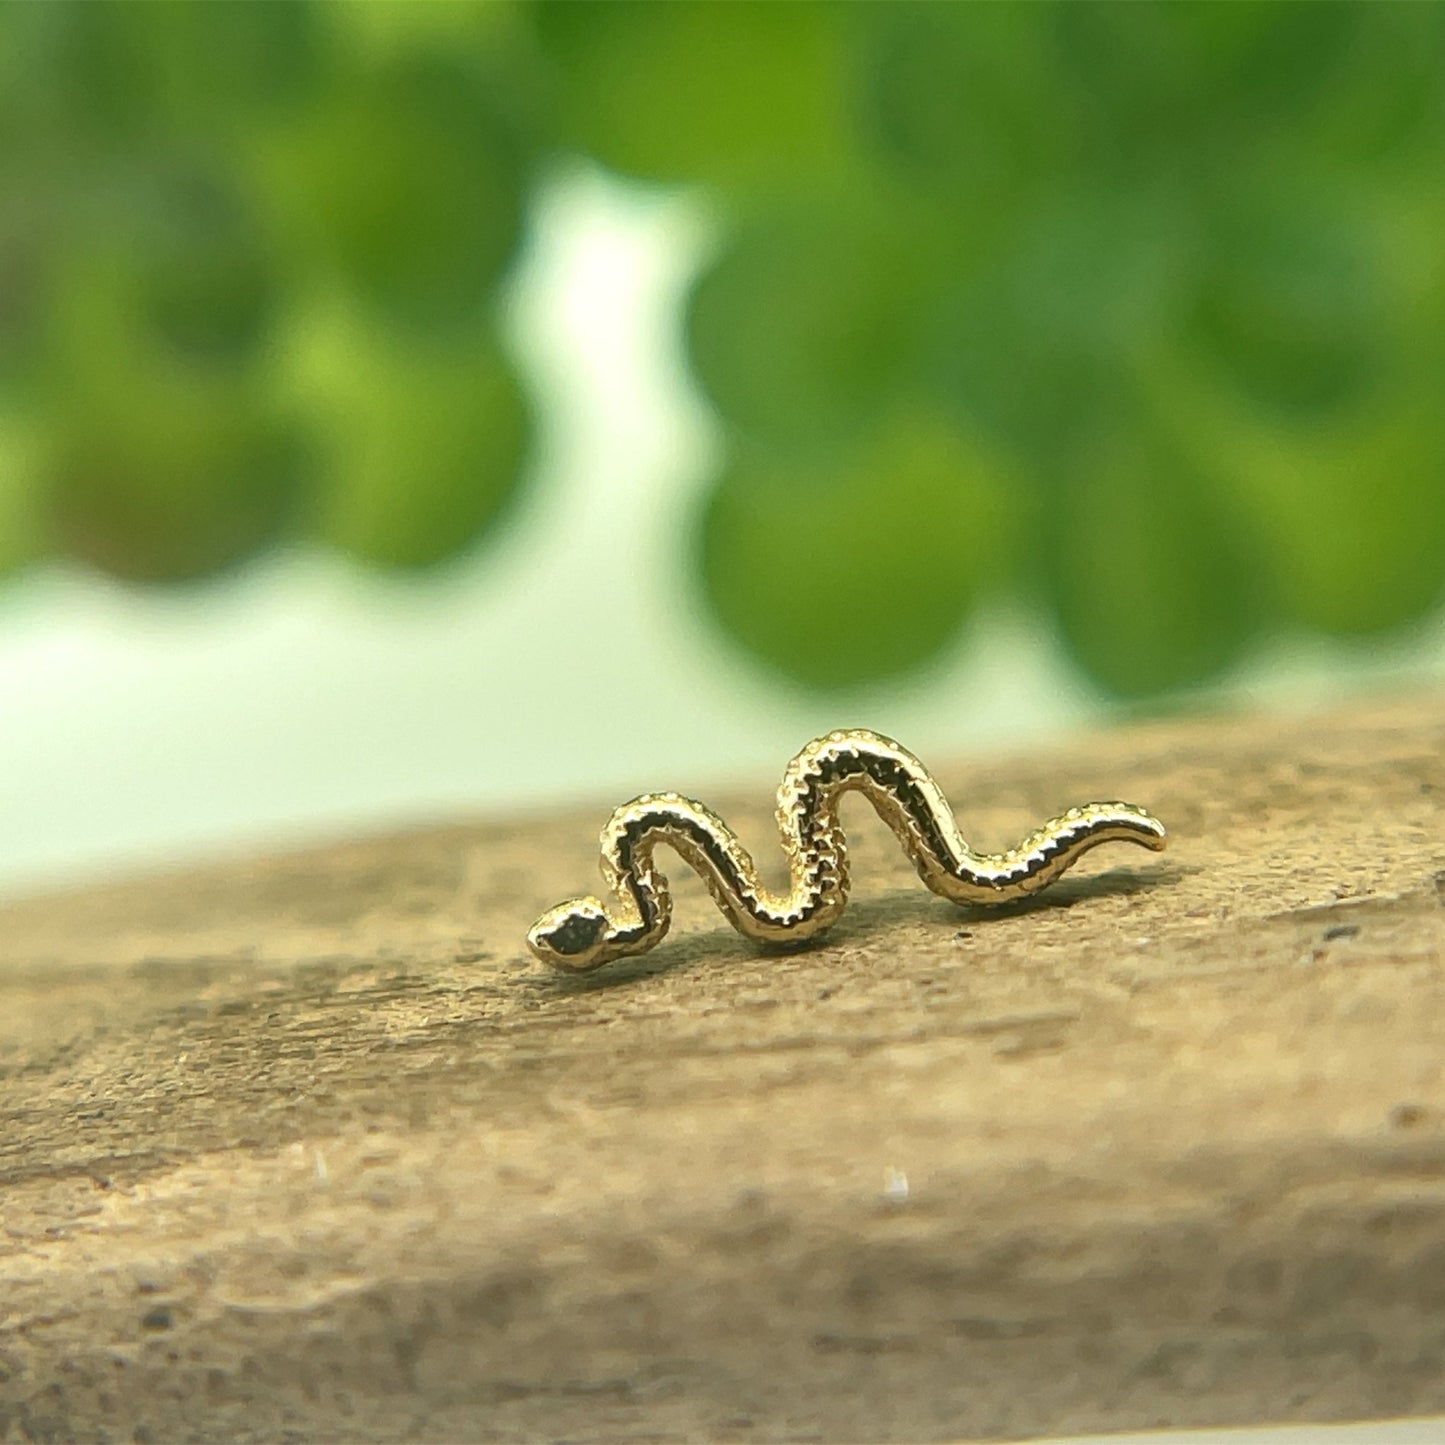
[527,728,1166,972]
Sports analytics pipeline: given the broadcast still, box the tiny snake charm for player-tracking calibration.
[527,729,1166,972]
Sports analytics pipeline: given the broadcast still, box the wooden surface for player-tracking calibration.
[2,697,1444,1443]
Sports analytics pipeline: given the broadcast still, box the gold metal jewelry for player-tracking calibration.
[527,729,1166,972]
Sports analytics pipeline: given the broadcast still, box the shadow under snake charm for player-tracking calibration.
[527,729,1166,972]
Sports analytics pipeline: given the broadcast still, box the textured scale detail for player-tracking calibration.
[527,729,1167,972]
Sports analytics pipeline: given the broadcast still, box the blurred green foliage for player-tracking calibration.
[0,0,532,585]
[1,0,1442,699]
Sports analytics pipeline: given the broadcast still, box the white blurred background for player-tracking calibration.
[3,166,1444,903]
[1060,1425,1445,1445]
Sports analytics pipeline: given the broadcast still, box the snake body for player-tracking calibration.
[527,729,1166,972]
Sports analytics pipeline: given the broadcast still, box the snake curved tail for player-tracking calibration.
[527,729,1166,972]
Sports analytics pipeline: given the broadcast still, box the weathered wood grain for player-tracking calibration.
[2,698,1443,1442]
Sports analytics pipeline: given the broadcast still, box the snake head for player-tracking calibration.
[526,897,612,971]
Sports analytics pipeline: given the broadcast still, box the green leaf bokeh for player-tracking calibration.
[1,0,1442,698]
